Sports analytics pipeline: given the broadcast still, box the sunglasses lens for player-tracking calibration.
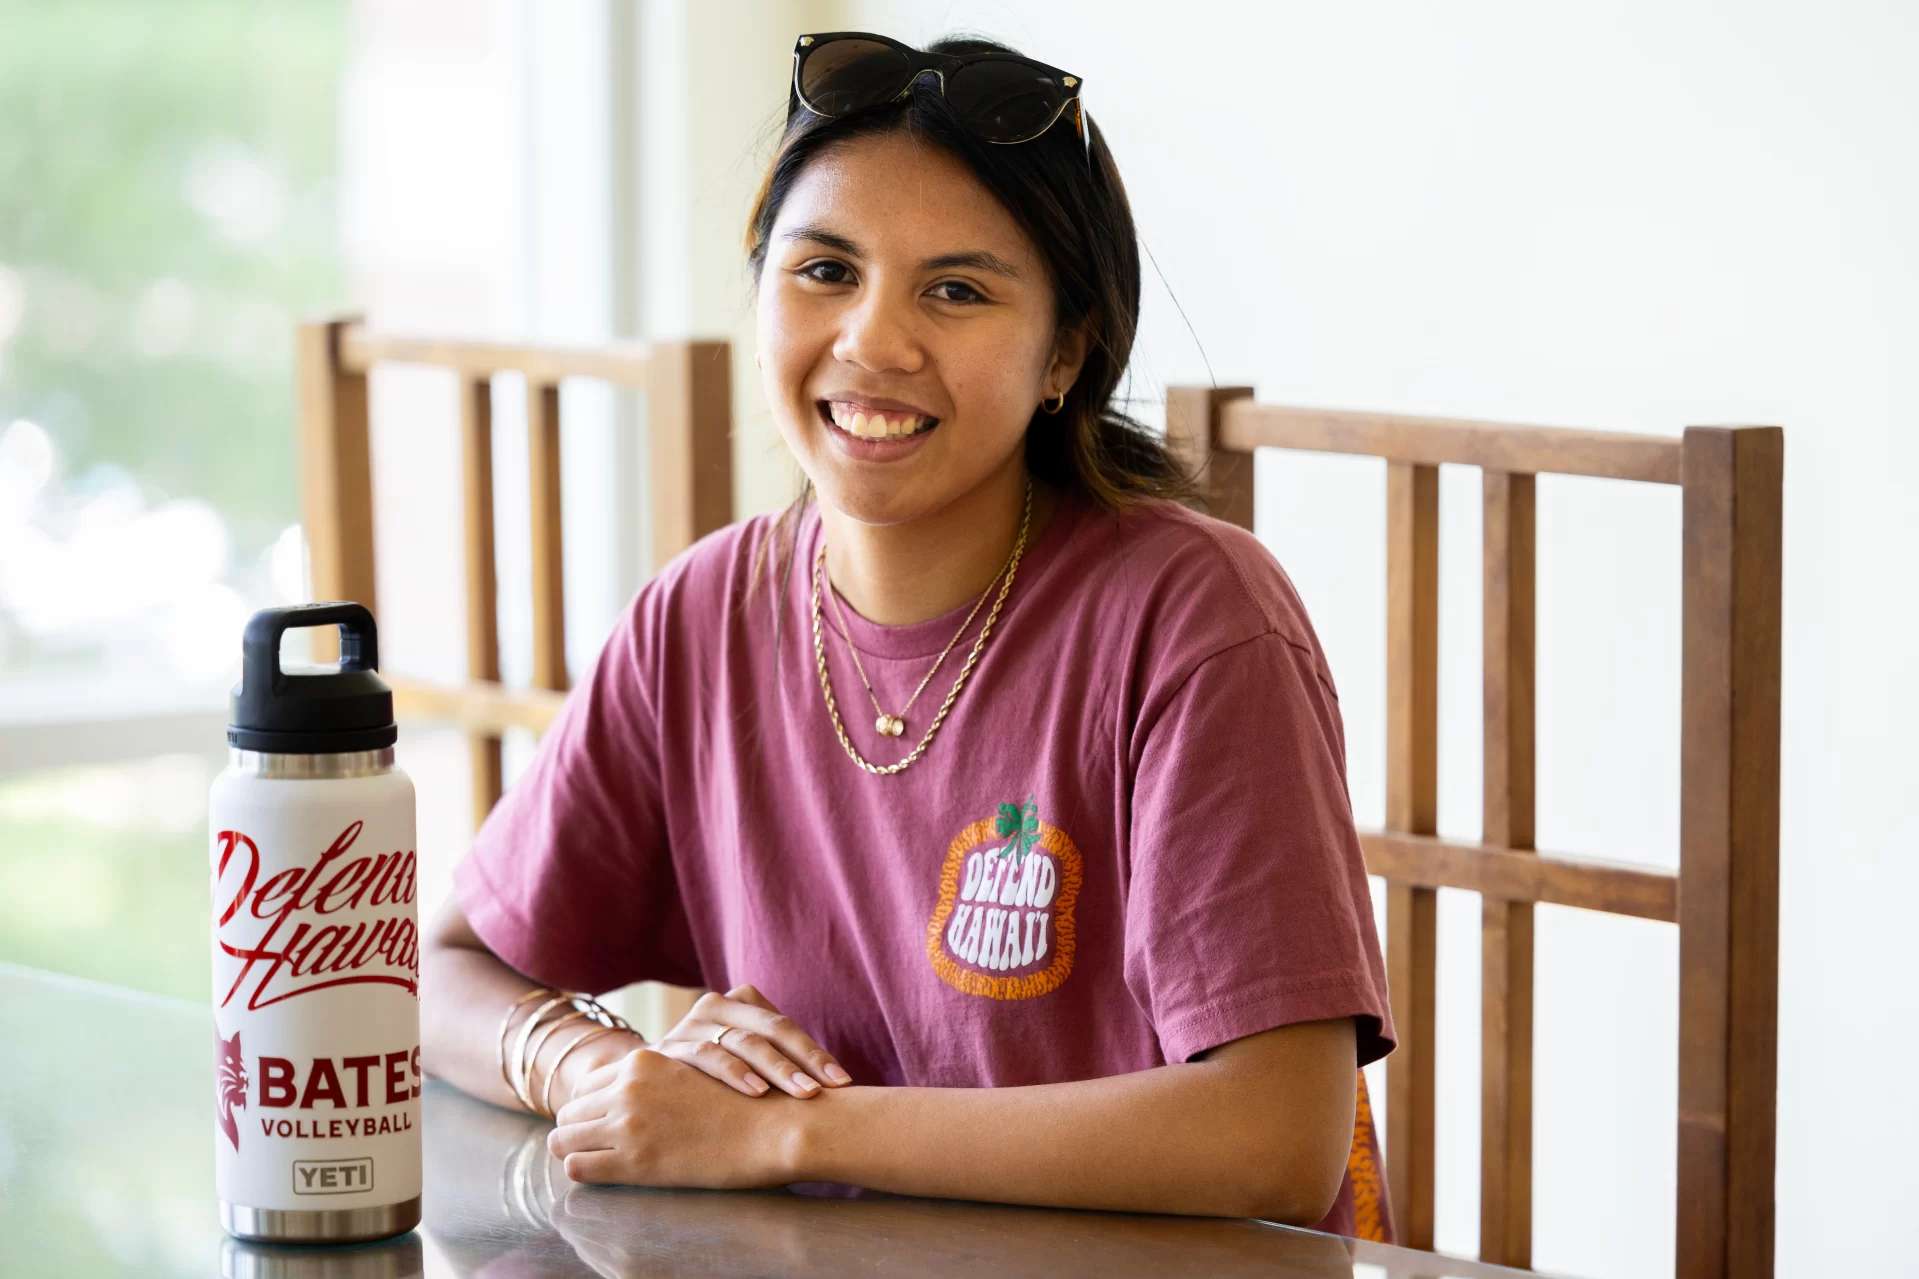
[799,38,913,115]
[947,60,1066,142]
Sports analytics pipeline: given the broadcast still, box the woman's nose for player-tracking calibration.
[832,291,924,375]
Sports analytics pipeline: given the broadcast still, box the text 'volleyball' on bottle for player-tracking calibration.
[210,602,420,1245]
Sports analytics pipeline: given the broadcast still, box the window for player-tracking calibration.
[0,0,344,699]
[0,1,346,1001]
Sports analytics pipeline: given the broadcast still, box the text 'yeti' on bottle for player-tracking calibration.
[209,603,422,1245]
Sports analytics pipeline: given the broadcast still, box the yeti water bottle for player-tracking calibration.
[209,602,421,1243]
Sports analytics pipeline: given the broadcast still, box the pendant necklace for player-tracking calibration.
[812,478,1033,775]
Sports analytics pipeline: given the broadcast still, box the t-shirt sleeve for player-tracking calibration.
[1124,632,1394,1067]
[451,594,701,995]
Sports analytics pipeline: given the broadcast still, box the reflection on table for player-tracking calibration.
[2,964,1529,1277]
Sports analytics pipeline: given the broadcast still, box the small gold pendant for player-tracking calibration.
[876,714,904,738]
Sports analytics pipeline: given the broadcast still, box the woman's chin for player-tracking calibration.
[787,420,1018,529]
[800,435,956,523]
[810,475,946,528]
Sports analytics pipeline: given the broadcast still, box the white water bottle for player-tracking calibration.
[209,602,421,1243]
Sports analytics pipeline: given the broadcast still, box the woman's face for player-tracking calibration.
[756,129,1084,527]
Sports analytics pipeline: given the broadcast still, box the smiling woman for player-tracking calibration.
[756,132,1081,582]
[422,32,1394,1236]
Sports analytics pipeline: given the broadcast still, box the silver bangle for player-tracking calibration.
[519,1010,586,1112]
[497,987,558,1094]
[541,1025,620,1119]
[508,995,572,1110]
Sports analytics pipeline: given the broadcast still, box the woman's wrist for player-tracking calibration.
[548,1028,646,1114]
[775,1081,859,1184]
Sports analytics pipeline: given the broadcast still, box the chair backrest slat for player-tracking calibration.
[339,327,656,385]
[1221,400,1683,484]
[1384,459,1442,1252]
[1361,832,1678,923]
[1168,384,1781,1279]
[645,340,734,566]
[527,380,568,696]
[384,678,562,736]
[296,321,376,649]
[1676,426,1783,1279]
[1480,468,1537,1268]
[460,373,503,828]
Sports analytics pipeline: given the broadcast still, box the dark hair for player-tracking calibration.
[746,35,1195,520]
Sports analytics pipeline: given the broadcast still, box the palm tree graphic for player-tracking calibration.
[995,795,1040,862]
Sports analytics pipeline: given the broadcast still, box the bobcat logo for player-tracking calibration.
[215,1025,248,1151]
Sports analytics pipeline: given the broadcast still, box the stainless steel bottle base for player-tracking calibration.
[221,1196,421,1245]
[222,1228,424,1279]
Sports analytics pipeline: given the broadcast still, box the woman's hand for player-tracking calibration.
[544,1027,648,1118]
[652,984,852,1099]
[547,1046,808,1189]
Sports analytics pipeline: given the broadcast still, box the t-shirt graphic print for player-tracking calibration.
[925,797,1082,999]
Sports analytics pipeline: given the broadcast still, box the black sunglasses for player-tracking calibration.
[790,32,1089,160]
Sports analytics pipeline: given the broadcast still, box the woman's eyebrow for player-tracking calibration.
[779,226,1022,280]
[782,224,862,256]
[921,249,1023,279]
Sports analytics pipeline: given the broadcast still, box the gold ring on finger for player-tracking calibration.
[712,1025,734,1048]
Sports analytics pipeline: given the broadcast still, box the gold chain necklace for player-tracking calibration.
[824,540,1003,740]
[811,479,1033,776]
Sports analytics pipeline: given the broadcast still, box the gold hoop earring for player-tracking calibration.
[1041,393,1066,415]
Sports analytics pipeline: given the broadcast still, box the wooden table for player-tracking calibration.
[2,964,1533,1277]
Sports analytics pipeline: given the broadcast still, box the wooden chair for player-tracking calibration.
[295,314,732,1024]
[1167,388,1781,1279]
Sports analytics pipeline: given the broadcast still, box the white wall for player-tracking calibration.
[632,0,837,521]
[833,3,1918,1276]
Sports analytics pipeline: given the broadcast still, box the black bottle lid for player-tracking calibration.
[228,602,397,754]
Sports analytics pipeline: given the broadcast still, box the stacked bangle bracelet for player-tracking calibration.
[496,987,636,1119]
[541,1027,618,1118]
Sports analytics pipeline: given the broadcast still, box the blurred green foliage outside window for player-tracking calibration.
[0,0,344,688]
[0,1,345,1008]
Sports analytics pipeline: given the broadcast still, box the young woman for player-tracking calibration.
[423,32,1394,1234]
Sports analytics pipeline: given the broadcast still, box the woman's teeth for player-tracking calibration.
[827,402,933,439]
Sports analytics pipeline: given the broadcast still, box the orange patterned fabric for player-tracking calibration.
[1347,1068,1394,1243]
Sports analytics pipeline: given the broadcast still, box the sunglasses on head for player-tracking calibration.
[790,32,1090,163]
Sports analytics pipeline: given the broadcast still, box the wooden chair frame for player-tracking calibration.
[1167,388,1781,1279]
[295,315,732,826]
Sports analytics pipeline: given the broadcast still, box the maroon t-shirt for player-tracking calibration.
[457,491,1395,1234]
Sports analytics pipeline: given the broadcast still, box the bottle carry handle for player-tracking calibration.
[242,602,382,693]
